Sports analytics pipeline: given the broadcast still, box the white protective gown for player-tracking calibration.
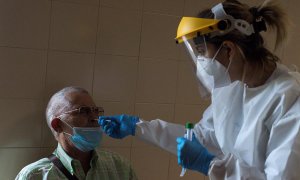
[135,63,300,180]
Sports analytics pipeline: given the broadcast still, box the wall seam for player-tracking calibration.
[91,0,102,96]
[130,0,145,164]
[41,0,54,149]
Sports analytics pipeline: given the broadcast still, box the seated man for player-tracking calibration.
[16,87,137,180]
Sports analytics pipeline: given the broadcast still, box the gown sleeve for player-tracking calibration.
[135,118,185,155]
[134,105,219,155]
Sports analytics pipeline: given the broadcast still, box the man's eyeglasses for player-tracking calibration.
[61,106,104,117]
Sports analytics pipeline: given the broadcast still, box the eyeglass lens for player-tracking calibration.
[78,107,104,116]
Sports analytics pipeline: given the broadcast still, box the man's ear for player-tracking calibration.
[51,118,62,133]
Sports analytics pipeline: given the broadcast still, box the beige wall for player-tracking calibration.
[0,0,299,179]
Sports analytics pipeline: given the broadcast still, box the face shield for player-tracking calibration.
[181,34,232,98]
[175,3,255,98]
[183,34,213,98]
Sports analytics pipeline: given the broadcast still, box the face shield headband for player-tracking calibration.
[175,3,256,45]
[210,3,255,37]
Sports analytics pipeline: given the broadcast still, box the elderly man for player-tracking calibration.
[16,87,137,180]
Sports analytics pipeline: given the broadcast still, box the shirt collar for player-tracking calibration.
[53,144,99,174]
[90,150,99,167]
[54,143,75,174]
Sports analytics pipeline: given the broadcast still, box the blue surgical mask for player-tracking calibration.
[63,121,103,152]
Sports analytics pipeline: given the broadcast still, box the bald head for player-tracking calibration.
[46,87,89,137]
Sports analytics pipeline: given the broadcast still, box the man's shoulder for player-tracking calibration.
[97,149,132,168]
[96,149,138,179]
[97,149,129,163]
[15,158,52,179]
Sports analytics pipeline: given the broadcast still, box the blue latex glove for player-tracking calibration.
[177,135,215,175]
[98,114,139,139]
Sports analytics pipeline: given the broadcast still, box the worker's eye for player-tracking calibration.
[196,46,206,56]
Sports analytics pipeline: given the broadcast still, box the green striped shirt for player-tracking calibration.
[15,144,137,180]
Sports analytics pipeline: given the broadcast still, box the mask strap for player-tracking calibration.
[57,117,74,136]
[227,56,233,74]
[241,64,247,83]
[63,132,72,137]
[211,44,224,62]
[203,36,208,53]
[236,45,247,83]
[57,117,73,129]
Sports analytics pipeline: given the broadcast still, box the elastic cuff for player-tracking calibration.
[131,116,139,136]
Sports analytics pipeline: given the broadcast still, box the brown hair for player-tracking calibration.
[198,0,289,65]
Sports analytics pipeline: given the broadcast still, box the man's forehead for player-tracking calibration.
[65,91,95,107]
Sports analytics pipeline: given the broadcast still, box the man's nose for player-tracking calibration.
[88,114,100,126]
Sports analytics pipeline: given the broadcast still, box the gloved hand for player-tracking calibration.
[177,135,215,175]
[98,114,139,139]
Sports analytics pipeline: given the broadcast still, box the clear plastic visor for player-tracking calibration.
[182,35,230,98]
[183,35,213,98]
[183,36,209,60]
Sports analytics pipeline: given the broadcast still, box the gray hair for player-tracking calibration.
[46,86,89,137]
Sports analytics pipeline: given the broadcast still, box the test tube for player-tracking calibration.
[180,122,194,177]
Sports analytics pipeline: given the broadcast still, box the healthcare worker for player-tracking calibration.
[99,0,300,179]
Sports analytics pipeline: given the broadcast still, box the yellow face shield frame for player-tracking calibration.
[175,17,229,44]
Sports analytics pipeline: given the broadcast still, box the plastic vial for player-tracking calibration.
[180,122,194,177]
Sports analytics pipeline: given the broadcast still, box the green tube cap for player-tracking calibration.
[185,122,194,129]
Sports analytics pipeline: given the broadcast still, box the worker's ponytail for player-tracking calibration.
[256,0,289,50]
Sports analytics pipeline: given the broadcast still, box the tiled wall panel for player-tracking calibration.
[1,0,298,179]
